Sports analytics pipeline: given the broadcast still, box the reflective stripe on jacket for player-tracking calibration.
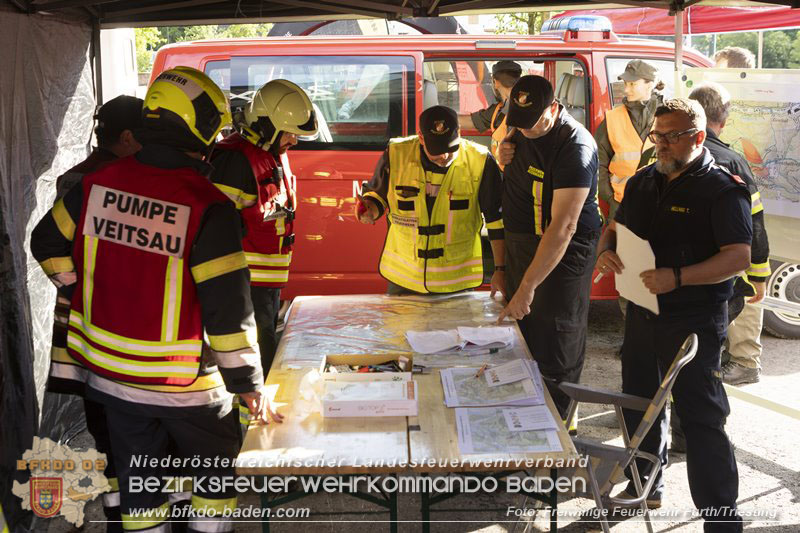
[214,134,295,288]
[379,136,487,293]
[607,105,654,202]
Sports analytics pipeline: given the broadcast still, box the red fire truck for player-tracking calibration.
[150,16,712,300]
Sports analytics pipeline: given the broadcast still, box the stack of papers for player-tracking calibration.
[406,326,514,355]
[455,407,562,454]
[439,359,544,407]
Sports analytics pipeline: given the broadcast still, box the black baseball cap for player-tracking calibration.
[419,106,460,156]
[492,60,522,77]
[506,75,555,129]
[94,95,143,145]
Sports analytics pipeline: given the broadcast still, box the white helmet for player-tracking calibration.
[240,79,318,149]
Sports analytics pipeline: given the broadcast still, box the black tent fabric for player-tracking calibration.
[0,6,95,531]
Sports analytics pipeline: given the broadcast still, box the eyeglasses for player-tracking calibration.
[647,128,699,145]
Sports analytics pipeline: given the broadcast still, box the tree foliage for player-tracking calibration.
[492,12,551,35]
[134,24,272,73]
[692,30,799,68]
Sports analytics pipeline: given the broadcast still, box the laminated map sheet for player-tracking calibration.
[277,293,521,369]
[455,407,562,454]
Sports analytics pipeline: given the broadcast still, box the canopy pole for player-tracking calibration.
[758,30,764,68]
[674,7,683,73]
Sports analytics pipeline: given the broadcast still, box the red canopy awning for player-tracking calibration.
[556,6,800,35]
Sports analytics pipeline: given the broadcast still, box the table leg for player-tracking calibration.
[421,473,431,533]
[389,475,398,533]
[260,485,270,533]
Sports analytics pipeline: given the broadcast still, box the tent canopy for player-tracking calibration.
[4,0,798,27]
[557,5,800,35]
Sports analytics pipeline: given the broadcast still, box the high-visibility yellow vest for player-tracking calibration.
[377,136,488,294]
[607,105,654,202]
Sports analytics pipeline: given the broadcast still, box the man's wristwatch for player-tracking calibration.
[494,265,506,272]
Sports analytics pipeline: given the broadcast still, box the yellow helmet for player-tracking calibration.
[240,79,318,149]
[143,66,231,149]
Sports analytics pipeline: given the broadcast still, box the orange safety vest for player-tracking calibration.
[67,157,226,387]
[607,105,654,202]
[489,102,508,170]
[214,134,296,288]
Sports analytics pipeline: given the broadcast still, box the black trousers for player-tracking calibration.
[106,403,240,532]
[84,398,122,533]
[250,285,281,372]
[622,302,742,532]
[505,230,598,418]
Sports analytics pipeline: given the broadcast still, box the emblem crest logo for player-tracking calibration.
[515,91,533,107]
[31,478,62,518]
[432,120,449,135]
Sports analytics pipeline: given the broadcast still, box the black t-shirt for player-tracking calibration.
[615,150,752,251]
[470,102,505,132]
[502,108,601,235]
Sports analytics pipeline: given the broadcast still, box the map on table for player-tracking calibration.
[440,363,544,407]
[455,407,562,454]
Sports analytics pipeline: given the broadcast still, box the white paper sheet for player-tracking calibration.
[457,326,515,348]
[455,407,563,454]
[616,223,660,315]
[406,329,464,354]
[502,405,559,432]
[484,358,530,387]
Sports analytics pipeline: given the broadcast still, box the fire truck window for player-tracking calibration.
[424,59,584,139]
[606,57,699,107]
[228,55,414,150]
[204,60,230,92]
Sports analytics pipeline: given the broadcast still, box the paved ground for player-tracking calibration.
[42,300,799,532]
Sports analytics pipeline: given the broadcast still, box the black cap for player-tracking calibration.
[94,95,143,145]
[506,75,554,129]
[492,60,522,77]
[618,59,658,82]
[420,106,459,156]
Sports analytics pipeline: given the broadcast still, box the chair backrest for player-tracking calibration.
[628,333,698,451]
[592,334,698,495]
[556,72,586,125]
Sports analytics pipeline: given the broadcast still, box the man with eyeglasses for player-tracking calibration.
[594,98,750,530]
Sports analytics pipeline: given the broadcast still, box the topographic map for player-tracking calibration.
[455,407,562,454]
[685,69,800,219]
[12,437,111,526]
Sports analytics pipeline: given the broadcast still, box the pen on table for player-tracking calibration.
[593,272,604,284]
[474,363,489,379]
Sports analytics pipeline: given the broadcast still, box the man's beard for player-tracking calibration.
[655,152,690,175]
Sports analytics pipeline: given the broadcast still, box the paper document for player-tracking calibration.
[456,407,562,454]
[440,361,544,407]
[484,358,532,387]
[616,223,660,315]
[457,326,515,348]
[503,405,559,432]
[406,326,514,355]
[406,329,464,354]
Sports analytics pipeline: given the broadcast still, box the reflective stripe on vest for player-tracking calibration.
[607,105,653,203]
[214,133,294,288]
[66,158,223,391]
[379,137,486,294]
